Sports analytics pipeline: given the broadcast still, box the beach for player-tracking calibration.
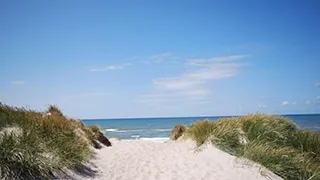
[79,139,282,180]
[1,105,319,180]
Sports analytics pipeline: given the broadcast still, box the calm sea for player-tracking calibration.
[82,114,320,141]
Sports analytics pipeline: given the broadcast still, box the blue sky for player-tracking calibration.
[1,0,320,118]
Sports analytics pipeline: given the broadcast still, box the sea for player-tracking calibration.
[82,114,320,142]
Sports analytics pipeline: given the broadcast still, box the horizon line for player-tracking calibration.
[81,113,320,120]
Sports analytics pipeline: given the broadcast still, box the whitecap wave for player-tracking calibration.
[104,129,140,133]
[140,137,170,142]
[122,137,170,142]
[153,128,172,132]
[131,135,141,138]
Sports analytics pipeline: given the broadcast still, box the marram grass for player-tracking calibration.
[0,104,101,180]
[172,114,320,180]
[170,124,186,140]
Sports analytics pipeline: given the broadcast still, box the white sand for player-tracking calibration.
[78,139,283,180]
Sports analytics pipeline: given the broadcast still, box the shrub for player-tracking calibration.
[170,124,186,140]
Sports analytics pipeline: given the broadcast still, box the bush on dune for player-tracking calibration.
[185,119,215,146]
[239,114,297,146]
[47,105,64,117]
[171,113,320,180]
[0,104,109,180]
[170,124,186,140]
[90,124,101,133]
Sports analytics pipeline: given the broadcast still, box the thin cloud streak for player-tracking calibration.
[141,54,249,105]
[142,52,178,64]
[187,54,250,66]
[152,54,249,91]
[90,63,131,72]
[11,81,25,85]
[258,104,267,108]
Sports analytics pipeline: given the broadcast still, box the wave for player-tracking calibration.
[105,128,118,132]
[104,128,172,133]
[104,129,140,133]
[131,135,141,139]
[153,128,172,132]
[140,137,170,142]
[123,137,170,142]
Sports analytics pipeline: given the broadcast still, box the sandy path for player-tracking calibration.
[84,140,282,180]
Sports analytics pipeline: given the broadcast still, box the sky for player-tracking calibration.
[1,0,320,119]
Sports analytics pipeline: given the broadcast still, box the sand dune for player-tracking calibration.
[77,139,282,180]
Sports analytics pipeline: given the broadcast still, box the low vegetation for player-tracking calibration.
[0,104,109,180]
[172,114,320,180]
[170,124,186,140]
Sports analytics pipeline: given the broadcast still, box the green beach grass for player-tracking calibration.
[0,104,105,180]
[172,114,320,180]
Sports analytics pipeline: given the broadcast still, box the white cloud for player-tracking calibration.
[292,101,297,105]
[142,52,178,64]
[315,82,320,87]
[152,55,248,91]
[258,104,267,108]
[187,54,250,66]
[140,54,249,105]
[138,54,249,105]
[281,101,289,106]
[193,101,212,104]
[152,78,203,90]
[305,101,311,105]
[317,96,320,101]
[149,52,172,60]
[90,63,131,72]
[11,81,25,85]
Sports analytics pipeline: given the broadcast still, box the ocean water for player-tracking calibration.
[82,114,320,141]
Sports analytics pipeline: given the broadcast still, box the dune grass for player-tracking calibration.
[173,114,320,180]
[0,104,101,180]
[170,124,186,140]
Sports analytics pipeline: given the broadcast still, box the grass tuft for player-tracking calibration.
[185,119,215,146]
[170,124,186,140]
[47,105,64,117]
[0,104,103,179]
[176,114,320,180]
[89,125,100,133]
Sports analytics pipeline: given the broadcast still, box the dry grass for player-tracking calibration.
[0,104,96,179]
[170,124,186,140]
[177,114,320,180]
[89,125,101,133]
